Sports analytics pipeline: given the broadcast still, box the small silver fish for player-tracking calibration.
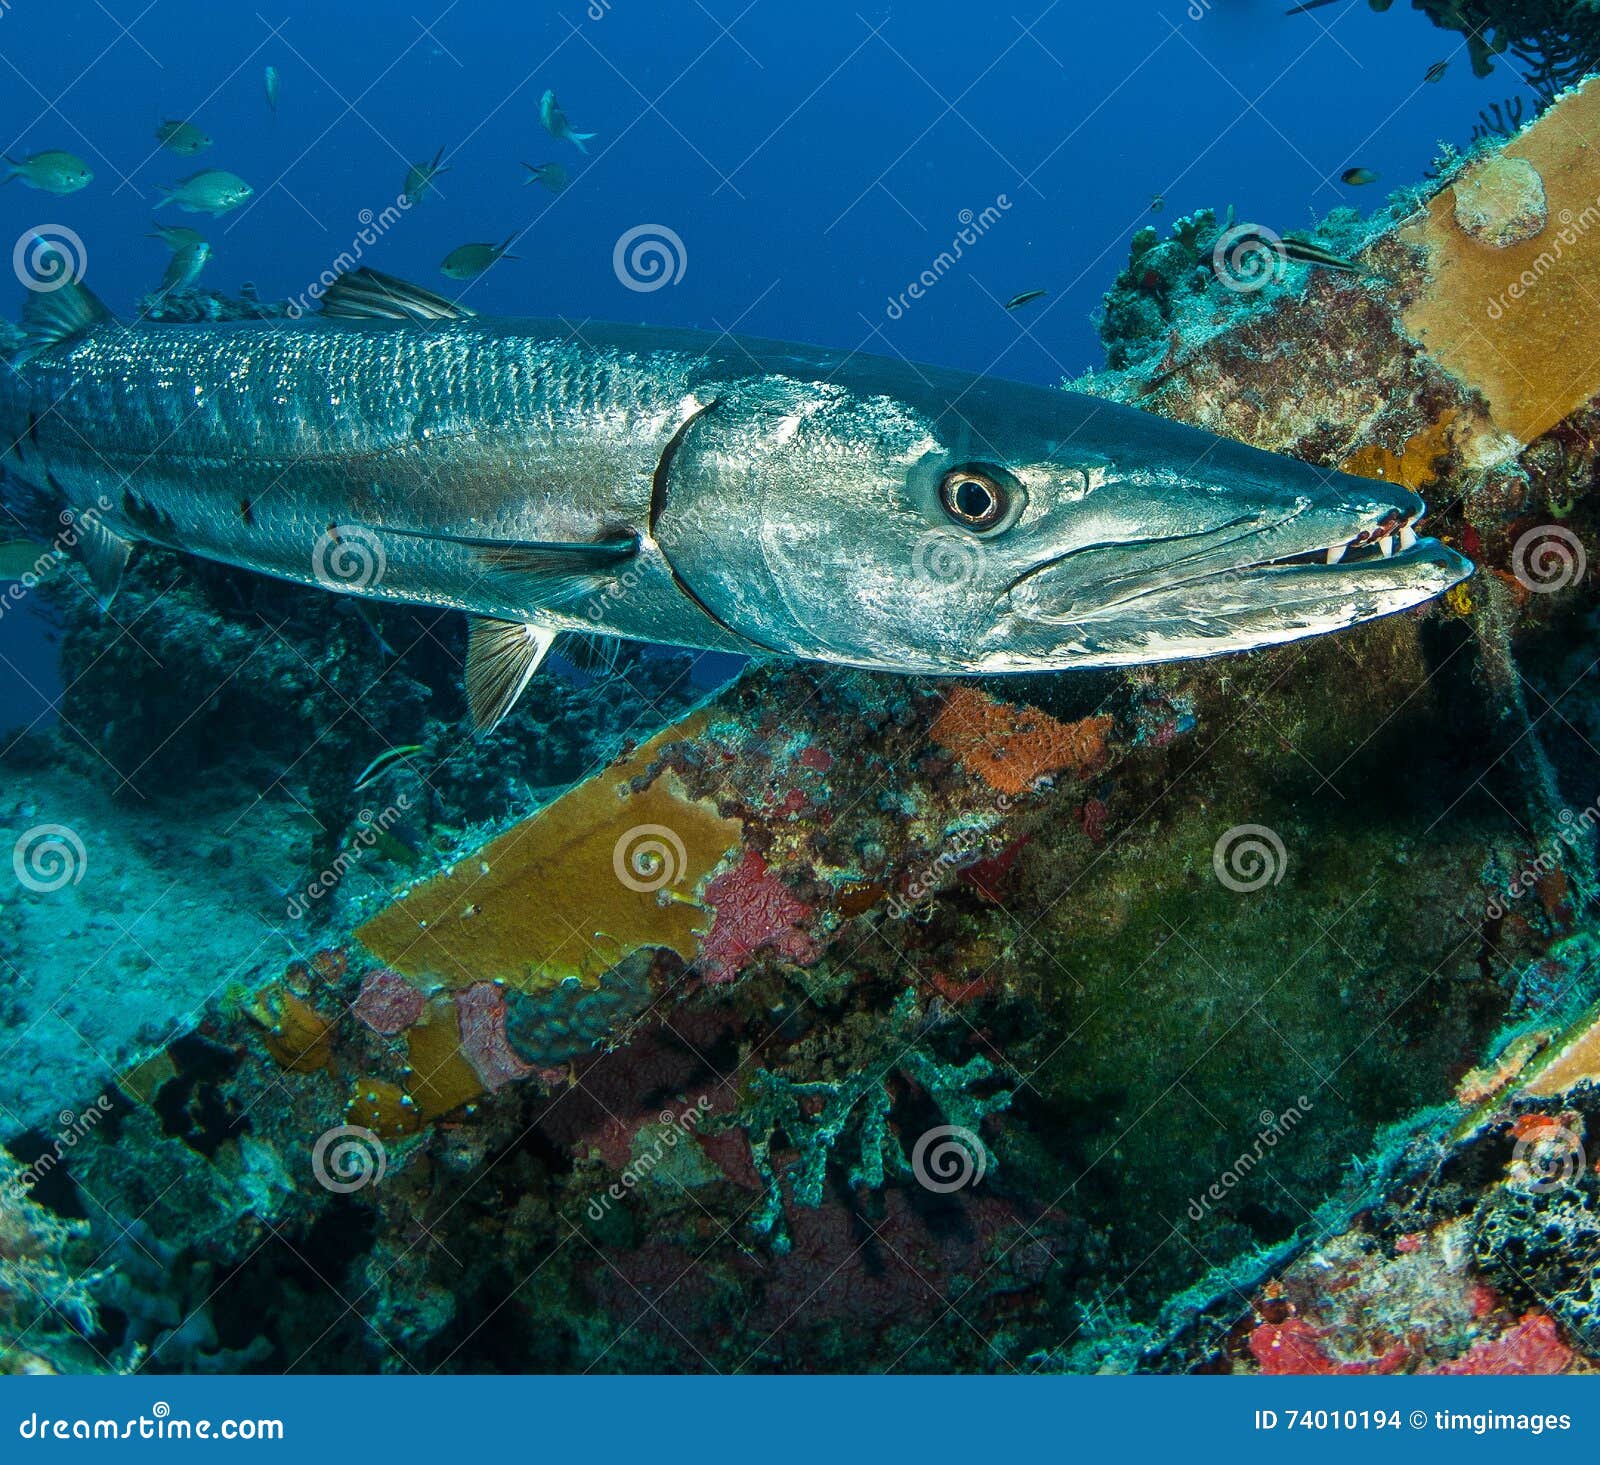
[2,150,93,196]
[1424,59,1448,84]
[521,161,567,193]
[440,238,518,280]
[1004,288,1047,311]
[159,241,211,294]
[264,65,280,115]
[148,222,207,252]
[403,147,449,206]
[155,119,212,156]
[539,89,596,154]
[158,169,253,217]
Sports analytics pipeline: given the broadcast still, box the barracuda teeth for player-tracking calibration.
[1398,524,1417,551]
[1377,534,1394,559]
[1325,540,1349,565]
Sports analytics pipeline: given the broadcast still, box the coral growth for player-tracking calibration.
[931,685,1111,796]
[0,1154,101,1374]
[1403,77,1600,444]
[353,968,425,1036]
[248,984,336,1073]
[698,849,819,983]
[358,714,742,993]
[404,997,488,1120]
[727,991,1013,1249]
[1369,0,1600,99]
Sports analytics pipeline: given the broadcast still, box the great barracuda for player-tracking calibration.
[0,268,1471,728]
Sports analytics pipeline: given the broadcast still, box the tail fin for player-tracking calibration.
[570,130,596,154]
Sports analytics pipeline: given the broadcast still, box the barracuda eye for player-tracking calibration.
[939,467,1013,532]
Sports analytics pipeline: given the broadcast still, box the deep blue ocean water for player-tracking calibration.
[0,1,1527,722]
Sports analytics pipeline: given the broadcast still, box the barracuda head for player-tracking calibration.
[652,361,1473,672]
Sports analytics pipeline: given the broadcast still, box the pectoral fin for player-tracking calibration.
[372,523,638,604]
[465,616,556,732]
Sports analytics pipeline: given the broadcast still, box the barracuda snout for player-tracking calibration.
[655,364,1473,673]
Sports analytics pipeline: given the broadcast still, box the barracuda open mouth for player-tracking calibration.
[1266,507,1422,569]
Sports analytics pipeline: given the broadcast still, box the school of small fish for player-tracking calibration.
[1,15,1492,336]
[2,66,604,303]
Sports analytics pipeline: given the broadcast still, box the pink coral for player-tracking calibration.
[455,982,535,1092]
[698,849,819,984]
[1249,1318,1410,1375]
[354,967,426,1035]
[1429,1313,1582,1376]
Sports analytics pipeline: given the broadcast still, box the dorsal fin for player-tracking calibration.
[320,267,475,323]
[16,271,114,362]
[465,617,556,732]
